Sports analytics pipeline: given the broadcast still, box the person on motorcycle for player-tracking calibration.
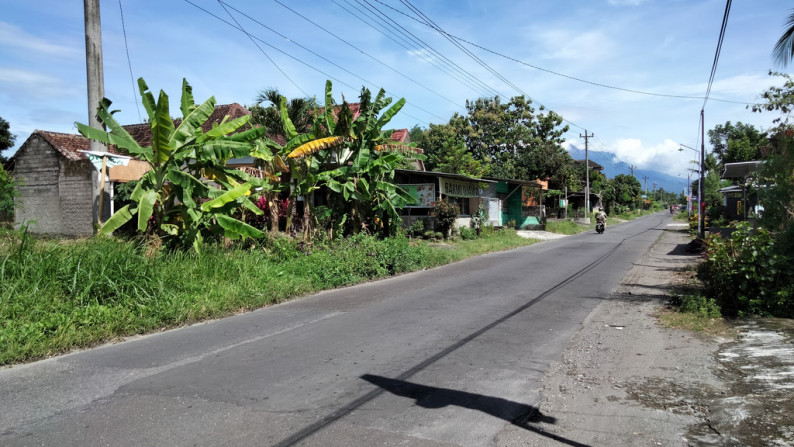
[595,207,607,229]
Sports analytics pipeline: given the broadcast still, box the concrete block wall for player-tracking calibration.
[13,135,97,237]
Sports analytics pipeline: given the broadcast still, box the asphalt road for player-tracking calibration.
[0,213,671,446]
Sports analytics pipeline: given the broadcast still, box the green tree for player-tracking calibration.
[454,96,569,181]
[602,174,641,213]
[708,121,768,164]
[249,88,318,141]
[0,164,17,223]
[0,116,15,164]
[78,78,269,252]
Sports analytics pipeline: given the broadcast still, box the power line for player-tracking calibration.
[702,0,732,110]
[400,0,524,98]
[340,0,501,99]
[373,0,755,106]
[216,1,444,121]
[183,0,434,125]
[216,0,308,97]
[118,0,141,122]
[270,0,462,110]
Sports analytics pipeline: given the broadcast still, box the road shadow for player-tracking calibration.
[361,374,592,447]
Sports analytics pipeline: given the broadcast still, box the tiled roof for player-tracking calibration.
[32,104,251,161]
[389,129,409,143]
[36,130,105,161]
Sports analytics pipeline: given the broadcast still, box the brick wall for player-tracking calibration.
[13,135,97,236]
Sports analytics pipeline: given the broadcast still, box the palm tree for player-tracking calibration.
[251,89,318,140]
[773,10,794,67]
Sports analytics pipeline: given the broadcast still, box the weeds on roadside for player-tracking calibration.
[0,228,535,365]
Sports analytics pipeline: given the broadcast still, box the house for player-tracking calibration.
[9,104,250,236]
[394,170,545,230]
[720,160,764,220]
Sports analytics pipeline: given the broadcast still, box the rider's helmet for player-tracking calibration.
[599,207,604,211]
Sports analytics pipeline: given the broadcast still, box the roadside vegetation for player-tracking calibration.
[0,224,534,365]
[0,76,672,366]
[668,71,794,320]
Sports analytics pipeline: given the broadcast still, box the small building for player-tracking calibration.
[394,170,545,230]
[9,104,249,236]
[720,160,764,220]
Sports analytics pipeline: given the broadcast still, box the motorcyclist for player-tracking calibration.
[595,207,607,229]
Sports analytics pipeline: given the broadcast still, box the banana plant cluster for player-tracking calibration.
[77,78,270,252]
[273,81,421,238]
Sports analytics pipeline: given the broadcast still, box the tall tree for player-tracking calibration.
[708,121,768,164]
[249,89,318,141]
[453,96,569,181]
[0,116,15,164]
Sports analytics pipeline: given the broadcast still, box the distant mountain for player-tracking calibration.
[566,145,688,196]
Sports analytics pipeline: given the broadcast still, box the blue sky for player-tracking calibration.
[2,0,791,190]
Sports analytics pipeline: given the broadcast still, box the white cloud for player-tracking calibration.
[612,138,695,176]
[0,21,80,58]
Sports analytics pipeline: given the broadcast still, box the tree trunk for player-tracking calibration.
[268,193,279,234]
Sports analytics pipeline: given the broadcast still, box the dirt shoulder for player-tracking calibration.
[494,227,794,446]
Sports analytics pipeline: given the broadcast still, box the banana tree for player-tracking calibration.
[318,86,419,235]
[76,78,270,252]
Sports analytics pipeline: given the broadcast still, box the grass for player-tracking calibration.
[545,220,590,235]
[657,307,733,336]
[0,227,535,365]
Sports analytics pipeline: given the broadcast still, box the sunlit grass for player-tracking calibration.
[0,228,537,365]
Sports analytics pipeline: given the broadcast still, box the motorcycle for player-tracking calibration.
[595,220,605,234]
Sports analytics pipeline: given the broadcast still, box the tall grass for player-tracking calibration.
[0,228,534,365]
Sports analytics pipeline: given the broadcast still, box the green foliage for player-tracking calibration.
[0,116,15,153]
[405,219,427,238]
[0,226,538,364]
[77,78,268,252]
[697,222,794,317]
[470,202,488,236]
[459,226,478,240]
[0,163,18,222]
[708,121,768,164]
[670,293,722,318]
[433,199,459,238]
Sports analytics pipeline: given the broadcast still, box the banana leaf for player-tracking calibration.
[200,182,252,212]
[99,204,135,235]
[228,125,268,142]
[137,189,158,232]
[179,78,196,118]
[199,115,250,142]
[172,96,215,149]
[137,78,157,124]
[151,90,175,165]
[324,80,336,134]
[216,214,264,240]
[376,97,406,131]
[197,140,254,162]
[280,97,298,141]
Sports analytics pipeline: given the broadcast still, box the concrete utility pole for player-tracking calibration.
[84,0,105,152]
[580,131,593,216]
[699,110,706,238]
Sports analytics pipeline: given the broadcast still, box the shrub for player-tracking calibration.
[432,199,459,238]
[406,219,427,238]
[459,226,478,240]
[697,222,794,317]
[670,293,721,318]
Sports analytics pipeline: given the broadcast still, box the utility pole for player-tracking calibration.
[580,131,593,217]
[84,0,107,229]
[84,0,105,152]
[630,165,635,177]
[699,110,706,238]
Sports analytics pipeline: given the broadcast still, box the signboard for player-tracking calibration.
[400,184,435,207]
[559,199,568,207]
[439,177,481,198]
